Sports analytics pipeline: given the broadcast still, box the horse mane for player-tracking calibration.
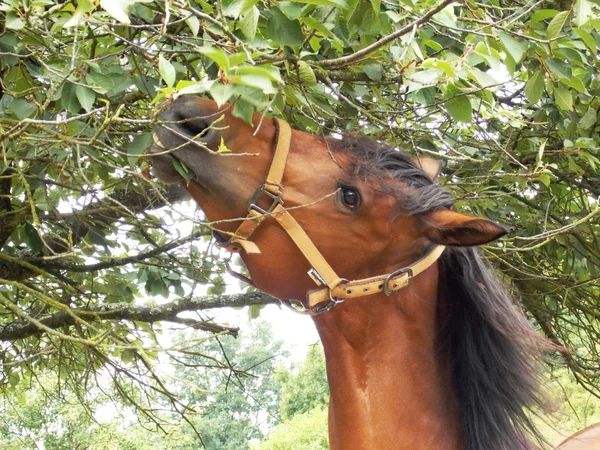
[440,247,552,450]
[330,133,552,450]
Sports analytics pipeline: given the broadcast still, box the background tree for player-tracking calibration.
[0,0,599,437]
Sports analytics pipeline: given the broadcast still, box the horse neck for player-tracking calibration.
[313,263,462,450]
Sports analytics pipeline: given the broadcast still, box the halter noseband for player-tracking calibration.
[215,118,446,315]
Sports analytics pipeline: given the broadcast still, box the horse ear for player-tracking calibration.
[420,209,509,246]
[413,157,443,180]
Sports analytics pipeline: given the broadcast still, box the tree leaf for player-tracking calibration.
[240,6,259,41]
[198,47,230,72]
[498,31,527,63]
[579,107,597,130]
[530,9,558,23]
[524,70,545,104]
[158,55,176,87]
[185,15,199,36]
[554,87,573,110]
[297,61,317,85]
[546,10,569,40]
[267,8,304,47]
[99,0,132,24]
[232,99,254,125]
[172,159,194,183]
[288,0,348,7]
[574,0,592,27]
[6,11,25,30]
[75,85,96,112]
[544,58,572,80]
[445,85,472,123]
[370,0,380,14]
[574,28,597,55]
[86,72,115,94]
[362,63,383,82]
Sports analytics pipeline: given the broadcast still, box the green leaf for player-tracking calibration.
[370,0,380,14]
[217,136,231,153]
[433,3,457,28]
[546,10,569,40]
[498,31,527,63]
[302,16,334,38]
[176,79,214,95]
[421,58,456,77]
[524,70,545,104]
[579,107,597,130]
[99,0,133,24]
[197,46,230,72]
[6,11,24,30]
[267,8,304,47]
[86,72,115,94]
[544,58,572,80]
[240,6,259,41]
[61,83,82,114]
[172,159,194,183]
[75,85,95,112]
[288,0,347,7]
[297,61,317,85]
[561,76,586,94]
[362,63,383,82]
[445,85,472,123]
[158,55,176,87]
[530,9,558,23]
[127,132,153,165]
[361,5,381,36]
[185,15,200,36]
[210,83,236,107]
[468,68,497,88]
[574,0,592,27]
[232,99,254,125]
[575,28,597,55]
[554,87,573,110]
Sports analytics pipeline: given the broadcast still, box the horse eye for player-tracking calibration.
[340,186,361,210]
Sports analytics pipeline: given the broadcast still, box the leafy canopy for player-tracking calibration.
[0,0,599,426]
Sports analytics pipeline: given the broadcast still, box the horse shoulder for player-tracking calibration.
[557,422,600,449]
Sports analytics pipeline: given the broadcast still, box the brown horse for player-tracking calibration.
[148,95,599,450]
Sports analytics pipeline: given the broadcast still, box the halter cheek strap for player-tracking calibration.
[215,118,445,315]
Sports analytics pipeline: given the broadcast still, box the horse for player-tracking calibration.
[147,95,600,450]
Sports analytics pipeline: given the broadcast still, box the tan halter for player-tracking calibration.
[216,118,446,315]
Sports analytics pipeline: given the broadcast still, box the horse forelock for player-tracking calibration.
[326,134,453,214]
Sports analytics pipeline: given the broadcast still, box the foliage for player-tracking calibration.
[0,0,599,425]
[276,344,329,420]
[169,319,285,449]
[0,319,285,449]
[254,407,330,450]
[0,373,180,450]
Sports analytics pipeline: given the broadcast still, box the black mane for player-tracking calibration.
[332,134,552,450]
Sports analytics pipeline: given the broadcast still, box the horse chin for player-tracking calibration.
[146,145,183,184]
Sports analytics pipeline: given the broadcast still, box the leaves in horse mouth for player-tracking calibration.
[172,158,195,183]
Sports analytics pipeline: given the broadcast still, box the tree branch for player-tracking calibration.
[0,182,190,281]
[0,291,279,341]
[313,0,456,69]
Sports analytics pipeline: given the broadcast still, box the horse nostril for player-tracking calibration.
[174,111,212,139]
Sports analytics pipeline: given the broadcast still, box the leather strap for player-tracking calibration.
[218,119,292,253]
[305,244,446,307]
[213,116,446,315]
[272,204,343,290]
[264,119,292,194]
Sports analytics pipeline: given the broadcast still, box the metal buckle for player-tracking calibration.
[247,184,283,215]
[311,296,345,314]
[383,267,413,295]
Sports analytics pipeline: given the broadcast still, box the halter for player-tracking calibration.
[215,118,446,315]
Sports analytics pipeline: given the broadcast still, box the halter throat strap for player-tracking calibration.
[215,118,445,315]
